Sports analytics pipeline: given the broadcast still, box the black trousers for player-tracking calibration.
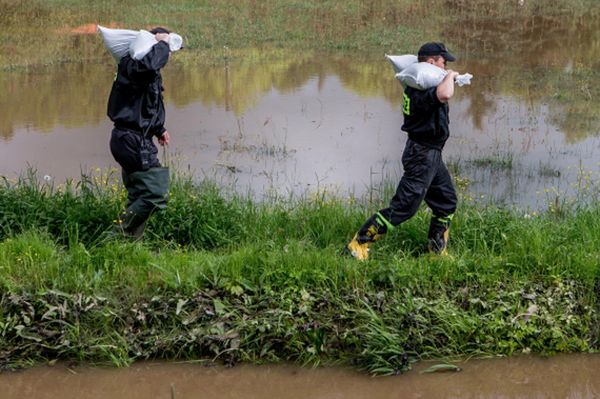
[372,139,457,236]
[109,128,167,234]
[110,128,161,174]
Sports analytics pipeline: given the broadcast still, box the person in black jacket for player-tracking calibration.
[107,27,175,239]
[346,42,460,260]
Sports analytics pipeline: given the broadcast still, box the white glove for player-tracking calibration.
[157,33,184,52]
[455,73,473,87]
[168,33,183,52]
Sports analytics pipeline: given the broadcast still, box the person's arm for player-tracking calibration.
[129,40,171,74]
[436,70,459,103]
[158,130,170,146]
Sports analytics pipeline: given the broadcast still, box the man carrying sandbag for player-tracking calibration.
[346,42,460,260]
[107,27,177,239]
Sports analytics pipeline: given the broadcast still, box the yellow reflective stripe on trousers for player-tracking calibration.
[435,214,454,225]
[375,212,395,231]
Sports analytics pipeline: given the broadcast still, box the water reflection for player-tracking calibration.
[0,63,106,140]
[448,13,600,141]
[2,14,600,208]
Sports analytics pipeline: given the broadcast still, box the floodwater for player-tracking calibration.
[1,354,599,399]
[2,15,600,209]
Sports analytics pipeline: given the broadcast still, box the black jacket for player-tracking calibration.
[401,86,450,150]
[107,41,170,138]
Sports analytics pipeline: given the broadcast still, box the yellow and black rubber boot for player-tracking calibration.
[427,214,453,255]
[345,212,392,261]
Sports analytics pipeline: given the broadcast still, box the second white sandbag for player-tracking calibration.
[385,54,418,74]
[397,62,448,90]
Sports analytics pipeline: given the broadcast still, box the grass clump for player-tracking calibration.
[0,169,599,374]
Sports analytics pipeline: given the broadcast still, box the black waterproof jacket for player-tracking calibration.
[107,41,170,138]
[401,86,450,150]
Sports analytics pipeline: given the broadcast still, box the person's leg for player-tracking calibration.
[110,129,165,239]
[423,158,457,254]
[110,128,142,174]
[117,168,169,239]
[346,141,438,260]
[118,171,153,239]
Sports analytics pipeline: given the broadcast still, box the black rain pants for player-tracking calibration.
[358,139,457,242]
[110,128,169,235]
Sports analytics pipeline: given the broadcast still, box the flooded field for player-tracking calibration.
[2,16,600,209]
[1,354,599,399]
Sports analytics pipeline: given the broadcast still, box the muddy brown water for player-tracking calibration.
[2,15,600,209]
[1,354,599,399]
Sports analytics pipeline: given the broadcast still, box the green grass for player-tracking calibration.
[0,169,599,374]
[0,0,596,69]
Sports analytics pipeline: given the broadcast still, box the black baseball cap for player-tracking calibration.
[418,42,456,62]
[150,27,185,50]
[150,27,171,34]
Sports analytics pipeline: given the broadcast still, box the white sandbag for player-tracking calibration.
[384,54,418,73]
[97,25,138,61]
[129,30,184,60]
[397,62,448,90]
[129,30,157,60]
[98,25,184,62]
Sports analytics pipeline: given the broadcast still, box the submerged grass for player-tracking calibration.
[0,169,599,374]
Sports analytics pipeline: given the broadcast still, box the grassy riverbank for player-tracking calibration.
[1,0,597,69]
[1,171,599,374]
